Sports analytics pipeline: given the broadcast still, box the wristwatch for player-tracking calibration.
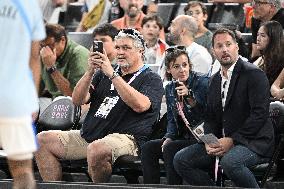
[46,65,57,74]
[110,70,120,80]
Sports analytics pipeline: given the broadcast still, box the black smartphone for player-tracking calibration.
[174,80,182,102]
[93,40,103,53]
[174,80,181,88]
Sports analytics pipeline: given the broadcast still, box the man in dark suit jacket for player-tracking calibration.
[173,28,274,188]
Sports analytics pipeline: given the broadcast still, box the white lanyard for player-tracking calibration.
[110,64,149,90]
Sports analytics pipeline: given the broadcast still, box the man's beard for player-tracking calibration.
[219,57,234,69]
[127,5,139,18]
[167,32,180,45]
[119,62,130,69]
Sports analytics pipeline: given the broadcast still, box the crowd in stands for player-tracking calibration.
[1,0,284,188]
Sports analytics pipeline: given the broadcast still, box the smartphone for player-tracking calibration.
[174,79,182,102]
[174,79,181,88]
[93,40,103,53]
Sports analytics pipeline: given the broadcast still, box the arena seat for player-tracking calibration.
[67,32,93,49]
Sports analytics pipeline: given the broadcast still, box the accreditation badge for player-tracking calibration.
[94,96,119,119]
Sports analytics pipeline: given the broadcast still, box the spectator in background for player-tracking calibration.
[184,1,213,54]
[111,0,145,31]
[142,47,208,185]
[271,68,284,100]
[251,0,284,60]
[141,14,167,71]
[111,0,165,39]
[92,23,119,64]
[76,0,112,32]
[0,0,46,188]
[173,28,274,188]
[160,15,212,80]
[253,20,284,86]
[146,0,158,15]
[39,24,89,99]
[38,0,66,23]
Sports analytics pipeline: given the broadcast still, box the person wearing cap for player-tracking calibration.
[251,0,284,60]
[35,28,164,183]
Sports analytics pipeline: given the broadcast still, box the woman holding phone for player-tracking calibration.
[141,46,209,185]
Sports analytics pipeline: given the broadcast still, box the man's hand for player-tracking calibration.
[87,52,102,75]
[205,137,234,156]
[92,50,114,78]
[40,46,57,68]
[161,138,172,152]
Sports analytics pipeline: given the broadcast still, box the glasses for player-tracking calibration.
[166,46,187,54]
[252,0,272,6]
[221,80,227,99]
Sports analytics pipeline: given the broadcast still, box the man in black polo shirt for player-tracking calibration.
[35,29,164,183]
[251,0,284,60]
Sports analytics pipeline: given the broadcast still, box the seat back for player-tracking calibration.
[62,3,84,32]
[37,98,81,132]
[257,101,284,187]
[67,32,93,49]
[208,3,245,32]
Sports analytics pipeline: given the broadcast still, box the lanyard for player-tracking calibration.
[110,64,149,90]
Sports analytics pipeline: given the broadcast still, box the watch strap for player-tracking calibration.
[110,70,119,80]
[46,65,57,74]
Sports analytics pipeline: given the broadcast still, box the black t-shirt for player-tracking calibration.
[80,68,164,148]
[251,8,284,44]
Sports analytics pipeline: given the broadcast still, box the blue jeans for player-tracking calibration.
[173,143,269,188]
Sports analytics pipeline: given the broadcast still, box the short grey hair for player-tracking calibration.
[115,28,146,50]
[177,15,198,38]
[114,28,146,61]
[269,0,281,10]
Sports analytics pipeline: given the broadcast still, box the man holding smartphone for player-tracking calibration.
[35,28,164,183]
[173,28,274,188]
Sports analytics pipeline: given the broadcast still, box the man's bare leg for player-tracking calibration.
[35,131,65,181]
[87,141,112,183]
[8,159,35,189]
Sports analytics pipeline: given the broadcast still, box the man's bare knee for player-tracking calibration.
[87,141,112,162]
[36,131,65,158]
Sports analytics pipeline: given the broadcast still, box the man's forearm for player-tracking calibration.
[72,71,93,106]
[50,71,73,96]
[111,76,151,113]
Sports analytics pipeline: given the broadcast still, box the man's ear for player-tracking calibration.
[203,13,208,22]
[60,36,66,43]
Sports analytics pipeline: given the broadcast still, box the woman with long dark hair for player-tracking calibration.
[254,20,284,86]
